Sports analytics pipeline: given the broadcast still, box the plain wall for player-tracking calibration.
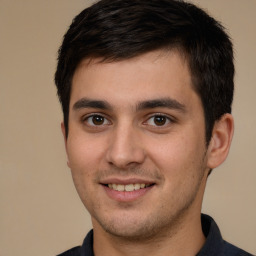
[0,0,255,255]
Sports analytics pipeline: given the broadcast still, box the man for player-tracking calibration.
[54,0,253,255]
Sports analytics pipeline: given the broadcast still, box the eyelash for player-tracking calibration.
[82,113,111,127]
[144,114,174,128]
[81,113,175,128]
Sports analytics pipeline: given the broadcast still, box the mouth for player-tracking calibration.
[104,183,153,192]
[100,178,156,202]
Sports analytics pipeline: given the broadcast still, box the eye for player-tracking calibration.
[146,115,172,127]
[84,114,111,126]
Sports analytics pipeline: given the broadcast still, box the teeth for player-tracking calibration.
[140,184,145,189]
[107,183,150,192]
[125,184,134,192]
[134,184,141,190]
[117,184,124,191]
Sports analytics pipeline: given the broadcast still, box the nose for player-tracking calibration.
[106,125,146,169]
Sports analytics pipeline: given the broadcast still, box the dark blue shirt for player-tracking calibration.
[57,214,254,256]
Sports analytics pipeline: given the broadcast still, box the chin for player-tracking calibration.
[94,212,172,241]
[105,224,158,241]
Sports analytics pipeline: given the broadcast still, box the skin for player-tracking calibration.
[62,50,234,256]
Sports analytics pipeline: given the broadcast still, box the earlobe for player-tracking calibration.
[61,122,70,168]
[207,114,234,169]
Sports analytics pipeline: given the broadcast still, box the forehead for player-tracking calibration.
[70,49,199,111]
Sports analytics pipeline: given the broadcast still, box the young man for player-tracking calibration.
[55,0,253,255]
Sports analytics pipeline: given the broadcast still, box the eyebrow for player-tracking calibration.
[73,98,112,110]
[136,98,186,112]
[72,97,186,112]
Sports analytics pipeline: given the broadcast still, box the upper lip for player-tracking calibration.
[100,177,156,185]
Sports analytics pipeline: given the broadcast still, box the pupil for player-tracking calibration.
[93,115,104,125]
[154,116,166,126]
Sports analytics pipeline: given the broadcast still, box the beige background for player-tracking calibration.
[0,0,255,255]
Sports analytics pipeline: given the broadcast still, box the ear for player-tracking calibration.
[207,114,234,169]
[61,122,70,168]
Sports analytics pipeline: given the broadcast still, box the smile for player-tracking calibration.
[107,183,151,192]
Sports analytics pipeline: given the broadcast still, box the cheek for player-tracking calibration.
[66,136,100,204]
[66,138,95,193]
[67,133,105,170]
[146,133,206,177]
[66,134,111,200]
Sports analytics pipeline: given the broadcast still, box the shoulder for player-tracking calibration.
[222,240,254,256]
[57,246,81,256]
[57,229,94,256]
[199,214,254,256]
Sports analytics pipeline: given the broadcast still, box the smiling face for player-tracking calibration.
[63,50,213,240]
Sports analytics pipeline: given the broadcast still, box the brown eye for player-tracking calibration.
[154,116,167,126]
[85,115,110,126]
[146,115,172,127]
[92,115,104,125]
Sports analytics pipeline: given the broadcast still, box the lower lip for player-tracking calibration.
[102,185,154,202]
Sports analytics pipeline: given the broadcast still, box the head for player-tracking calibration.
[55,0,234,144]
[54,0,235,243]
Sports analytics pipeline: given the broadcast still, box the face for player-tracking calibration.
[64,50,212,240]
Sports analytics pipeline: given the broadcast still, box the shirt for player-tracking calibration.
[57,214,253,256]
